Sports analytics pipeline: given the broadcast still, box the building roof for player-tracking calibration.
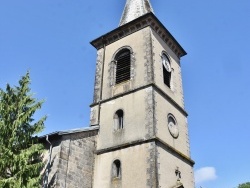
[91,13,187,58]
[119,0,154,26]
[39,126,99,140]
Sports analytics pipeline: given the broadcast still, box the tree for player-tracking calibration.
[238,182,250,188]
[0,72,46,188]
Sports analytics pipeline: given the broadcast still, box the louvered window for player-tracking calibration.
[115,49,131,84]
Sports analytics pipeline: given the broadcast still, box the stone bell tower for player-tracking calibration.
[89,0,195,187]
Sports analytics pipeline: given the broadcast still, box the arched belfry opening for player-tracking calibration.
[115,49,131,84]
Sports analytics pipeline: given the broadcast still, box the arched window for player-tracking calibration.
[112,160,121,178]
[115,49,131,84]
[162,53,171,88]
[114,110,124,130]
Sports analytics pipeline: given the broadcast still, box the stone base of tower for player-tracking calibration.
[93,142,153,188]
[41,130,194,188]
[157,141,195,187]
[93,140,194,188]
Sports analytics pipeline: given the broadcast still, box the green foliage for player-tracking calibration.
[0,72,46,188]
[238,182,250,188]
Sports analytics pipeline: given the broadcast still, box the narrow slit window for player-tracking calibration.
[114,110,124,130]
[115,49,131,84]
[112,160,121,178]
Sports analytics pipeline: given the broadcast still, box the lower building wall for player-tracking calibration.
[44,140,61,187]
[93,142,156,188]
[42,131,194,188]
[157,145,195,188]
[43,131,97,188]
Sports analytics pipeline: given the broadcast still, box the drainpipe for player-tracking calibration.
[97,37,106,126]
[43,135,52,188]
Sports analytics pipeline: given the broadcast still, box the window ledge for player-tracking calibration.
[113,129,124,133]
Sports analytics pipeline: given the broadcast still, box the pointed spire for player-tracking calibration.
[119,0,154,26]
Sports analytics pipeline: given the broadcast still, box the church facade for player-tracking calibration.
[41,0,195,187]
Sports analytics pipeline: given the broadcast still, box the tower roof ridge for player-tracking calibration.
[119,0,154,26]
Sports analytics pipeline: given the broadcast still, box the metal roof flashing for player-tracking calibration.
[39,126,99,140]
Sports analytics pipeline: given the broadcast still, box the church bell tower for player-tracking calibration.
[90,0,195,187]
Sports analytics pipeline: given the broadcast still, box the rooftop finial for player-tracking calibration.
[119,0,154,26]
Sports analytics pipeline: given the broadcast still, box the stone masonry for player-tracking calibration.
[41,127,98,188]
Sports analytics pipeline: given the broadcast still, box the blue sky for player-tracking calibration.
[0,0,249,187]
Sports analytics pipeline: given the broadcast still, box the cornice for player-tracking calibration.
[90,13,187,58]
[90,83,188,117]
[95,137,195,166]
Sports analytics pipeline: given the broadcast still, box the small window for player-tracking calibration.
[114,110,124,130]
[112,160,121,178]
[167,114,179,138]
[115,49,131,84]
[168,115,176,125]
[162,53,171,88]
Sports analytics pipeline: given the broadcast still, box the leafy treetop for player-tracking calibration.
[238,182,250,188]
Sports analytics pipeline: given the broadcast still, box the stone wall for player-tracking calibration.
[42,129,98,188]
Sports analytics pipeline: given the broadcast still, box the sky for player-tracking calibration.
[0,0,249,187]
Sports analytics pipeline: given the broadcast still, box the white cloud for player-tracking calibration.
[195,167,217,184]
